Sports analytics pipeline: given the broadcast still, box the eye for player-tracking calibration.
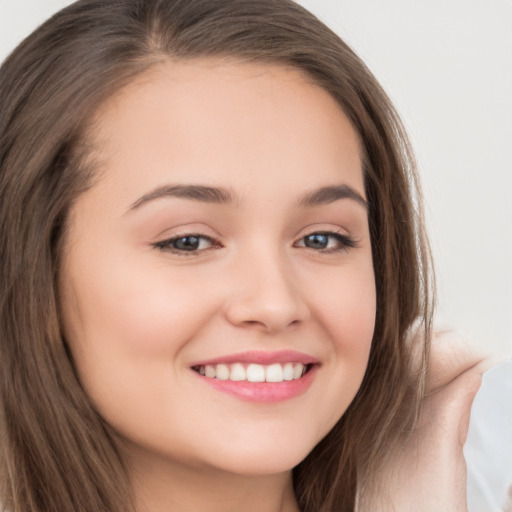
[295,232,356,252]
[154,234,217,254]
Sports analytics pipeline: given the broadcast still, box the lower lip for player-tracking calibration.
[194,366,318,402]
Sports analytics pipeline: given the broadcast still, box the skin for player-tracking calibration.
[361,331,494,511]
[60,60,376,512]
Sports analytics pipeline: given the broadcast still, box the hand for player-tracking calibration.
[359,331,492,512]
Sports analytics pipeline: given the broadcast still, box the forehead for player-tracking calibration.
[83,58,364,206]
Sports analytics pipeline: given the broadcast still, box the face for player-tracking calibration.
[60,60,376,477]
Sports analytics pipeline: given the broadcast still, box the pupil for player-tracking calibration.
[174,236,200,251]
[305,234,328,249]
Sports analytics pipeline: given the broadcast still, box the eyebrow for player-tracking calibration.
[128,184,233,211]
[298,185,368,210]
[127,182,367,213]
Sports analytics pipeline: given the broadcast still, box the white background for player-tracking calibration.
[1,0,511,357]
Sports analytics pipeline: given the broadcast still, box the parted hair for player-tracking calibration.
[0,1,433,511]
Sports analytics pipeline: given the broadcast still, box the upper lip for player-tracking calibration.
[190,350,319,367]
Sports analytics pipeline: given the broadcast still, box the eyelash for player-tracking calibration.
[153,234,220,254]
[295,232,358,253]
[153,231,357,256]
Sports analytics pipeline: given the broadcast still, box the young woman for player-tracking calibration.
[0,1,486,511]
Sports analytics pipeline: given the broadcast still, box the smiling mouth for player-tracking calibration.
[191,362,312,383]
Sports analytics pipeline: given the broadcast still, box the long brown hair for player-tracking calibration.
[0,1,433,510]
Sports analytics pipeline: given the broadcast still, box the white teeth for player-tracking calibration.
[283,363,294,381]
[265,363,284,382]
[196,362,308,382]
[293,364,304,379]
[205,365,216,378]
[230,363,246,381]
[216,364,230,381]
[247,364,266,382]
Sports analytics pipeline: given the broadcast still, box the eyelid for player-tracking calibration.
[294,229,358,253]
[150,225,358,255]
[153,232,222,254]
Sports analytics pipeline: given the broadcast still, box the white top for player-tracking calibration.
[465,359,512,512]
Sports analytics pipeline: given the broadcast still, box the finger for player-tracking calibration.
[425,368,482,447]
[427,330,489,391]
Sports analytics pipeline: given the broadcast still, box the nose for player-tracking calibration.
[223,249,310,334]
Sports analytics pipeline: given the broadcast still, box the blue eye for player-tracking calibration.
[172,235,202,251]
[297,232,356,252]
[155,234,216,253]
[303,233,329,249]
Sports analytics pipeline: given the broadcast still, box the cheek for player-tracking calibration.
[59,250,220,424]
[305,259,376,427]
[310,256,376,349]
[63,252,214,359]
[331,260,376,368]
[60,258,207,437]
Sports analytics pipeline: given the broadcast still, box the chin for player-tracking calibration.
[199,438,316,477]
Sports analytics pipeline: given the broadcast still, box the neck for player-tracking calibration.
[123,443,301,512]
